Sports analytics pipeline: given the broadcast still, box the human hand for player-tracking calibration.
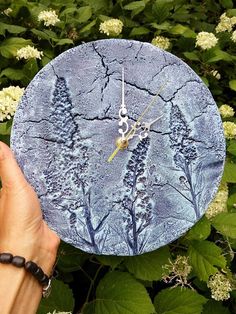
[0,141,60,275]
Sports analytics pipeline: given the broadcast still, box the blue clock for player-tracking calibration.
[10,39,225,256]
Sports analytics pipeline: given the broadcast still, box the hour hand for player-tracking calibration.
[137,114,164,140]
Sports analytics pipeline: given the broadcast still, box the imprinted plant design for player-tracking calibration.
[168,104,200,219]
[44,76,110,254]
[121,137,154,254]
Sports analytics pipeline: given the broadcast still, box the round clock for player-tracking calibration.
[10,39,225,256]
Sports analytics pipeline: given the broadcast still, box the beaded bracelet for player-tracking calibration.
[0,253,52,298]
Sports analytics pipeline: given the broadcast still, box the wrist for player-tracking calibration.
[0,226,60,275]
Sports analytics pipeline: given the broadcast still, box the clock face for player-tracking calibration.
[11,39,225,256]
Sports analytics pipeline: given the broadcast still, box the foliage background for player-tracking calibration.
[0,0,236,313]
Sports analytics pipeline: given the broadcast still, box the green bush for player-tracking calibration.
[0,0,236,313]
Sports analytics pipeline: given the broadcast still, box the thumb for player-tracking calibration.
[0,141,29,191]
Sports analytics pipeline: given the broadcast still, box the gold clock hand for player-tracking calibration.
[107,81,167,163]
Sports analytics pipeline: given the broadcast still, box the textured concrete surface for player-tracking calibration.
[10,39,225,255]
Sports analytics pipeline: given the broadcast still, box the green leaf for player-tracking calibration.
[77,6,92,23]
[186,216,211,240]
[188,240,226,281]
[23,59,38,82]
[212,213,236,238]
[227,141,236,156]
[124,246,170,281]
[31,28,51,40]
[0,38,32,58]
[57,241,89,272]
[37,279,74,314]
[229,80,236,91]
[129,26,150,36]
[170,24,196,38]
[0,68,24,81]
[123,1,146,11]
[96,255,124,269]
[154,287,207,314]
[183,51,200,61]
[202,300,230,314]
[0,22,26,35]
[0,121,12,135]
[55,39,74,46]
[93,271,155,314]
[222,162,236,183]
[219,0,233,9]
[152,0,173,24]
[80,19,97,34]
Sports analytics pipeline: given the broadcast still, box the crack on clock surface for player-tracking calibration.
[91,43,111,103]
[151,61,180,82]
[166,79,202,102]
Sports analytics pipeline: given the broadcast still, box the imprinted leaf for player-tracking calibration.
[95,271,155,314]
[188,240,226,281]
[154,287,207,314]
[124,246,170,281]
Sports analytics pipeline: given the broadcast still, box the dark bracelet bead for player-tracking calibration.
[34,267,45,281]
[25,261,38,274]
[12,256,25,267]
[0,253,13,264]
[40,274,49,286]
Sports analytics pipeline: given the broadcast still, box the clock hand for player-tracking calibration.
[118,67,129,139]
[108,81,167,163]
[136,114,164,141]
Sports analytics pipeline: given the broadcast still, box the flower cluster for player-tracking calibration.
[0,86,24,121]
[162,255,192,287]
[219,104,235,118]
[205,182,228,219]
[223,121,236,139]
[38,9,60,27]
[231,30,236,43]
[151,36,170,50]
[207,272,232,301]
[195,32,218,50]
[216,13,236,33]
[99,18,123,36]
[16,45,43,60]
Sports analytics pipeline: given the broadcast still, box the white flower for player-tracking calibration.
[38,9,60,27]
[3,8,13,16]
[215,13,233,33]
[99,18,123,36]
[210,70,221,80]
[223,121,236,139]
[205,182,228,219]
[207,272,232,301]
[151,36,170,50]
[0,86,24,121]
[219,104,235,118]
[231,16,236,26]
[16,45,43,60]
[195,32,218,50]
[231,30,236,43]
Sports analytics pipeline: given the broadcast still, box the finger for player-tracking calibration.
[0,141,29,190]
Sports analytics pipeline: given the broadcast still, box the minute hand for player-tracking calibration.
[107,81,167,163]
